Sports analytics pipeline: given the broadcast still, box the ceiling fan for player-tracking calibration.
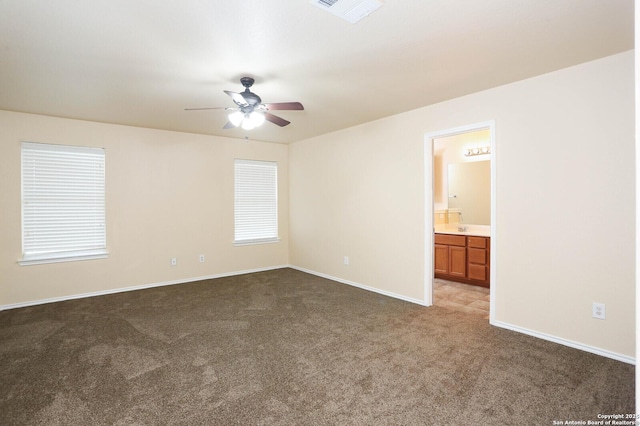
[185,77,304,130]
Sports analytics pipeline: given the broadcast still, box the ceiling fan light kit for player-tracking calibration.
[185,77,303,132]
[229,111,266,130]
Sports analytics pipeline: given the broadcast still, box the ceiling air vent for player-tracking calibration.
[317,0,339,6]
[311,0,383,24]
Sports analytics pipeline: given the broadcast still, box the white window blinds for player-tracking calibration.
[234,159,279,245]
[21,142,107,265]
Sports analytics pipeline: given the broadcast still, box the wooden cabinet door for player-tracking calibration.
[449,246,466,278]
[434,244,449,274]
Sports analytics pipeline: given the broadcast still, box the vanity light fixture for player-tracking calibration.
[464,146,491,157]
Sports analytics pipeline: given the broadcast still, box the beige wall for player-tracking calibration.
[0,111,289,306]
[290,51,635,358]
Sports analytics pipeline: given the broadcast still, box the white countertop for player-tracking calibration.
[434,224,491,237]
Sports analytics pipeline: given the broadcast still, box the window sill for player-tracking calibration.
[234,238,280,246]
[19,249,109,266]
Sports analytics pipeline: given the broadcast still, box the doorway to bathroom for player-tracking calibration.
[424,121,496,322]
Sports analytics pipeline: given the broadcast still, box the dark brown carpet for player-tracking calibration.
[0,268,634,425]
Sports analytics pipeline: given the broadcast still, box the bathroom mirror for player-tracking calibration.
[448,161,490,225]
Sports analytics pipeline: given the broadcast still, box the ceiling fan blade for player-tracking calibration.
[263,102,304,111]
[223,121,237,129]
[184,106,229,111]
[224,90,249,107]
[265,112,291,127]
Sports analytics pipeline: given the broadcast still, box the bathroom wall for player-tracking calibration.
[433,129,491,212]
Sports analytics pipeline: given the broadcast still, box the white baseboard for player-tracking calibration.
[288,265,427,306]
[491,319,635,365]
[0,264,289,311]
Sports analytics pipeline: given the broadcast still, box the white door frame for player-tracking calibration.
[424,120,497,323]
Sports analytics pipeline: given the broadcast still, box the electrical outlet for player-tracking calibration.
[199,254,205,263]
[344,256,349,265]
[171,257,177,266]
[592,302,605,320]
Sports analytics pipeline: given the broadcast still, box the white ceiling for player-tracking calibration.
[0,1,633,144]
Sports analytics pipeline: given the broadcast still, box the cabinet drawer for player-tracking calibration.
[468,248,487,265]
[468,264,487,281]
[434,234,466,247]
[468,236,488,249]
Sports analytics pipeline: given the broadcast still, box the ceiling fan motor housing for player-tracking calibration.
[237,77,261,108]
[240,77,255,88]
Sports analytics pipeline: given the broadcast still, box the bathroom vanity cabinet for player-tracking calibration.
[434,233,490,287]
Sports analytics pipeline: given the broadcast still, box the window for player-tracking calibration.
[234,159,278,245]
[20,142,107,265]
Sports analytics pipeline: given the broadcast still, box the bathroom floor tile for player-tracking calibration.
[433,278,490,319]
